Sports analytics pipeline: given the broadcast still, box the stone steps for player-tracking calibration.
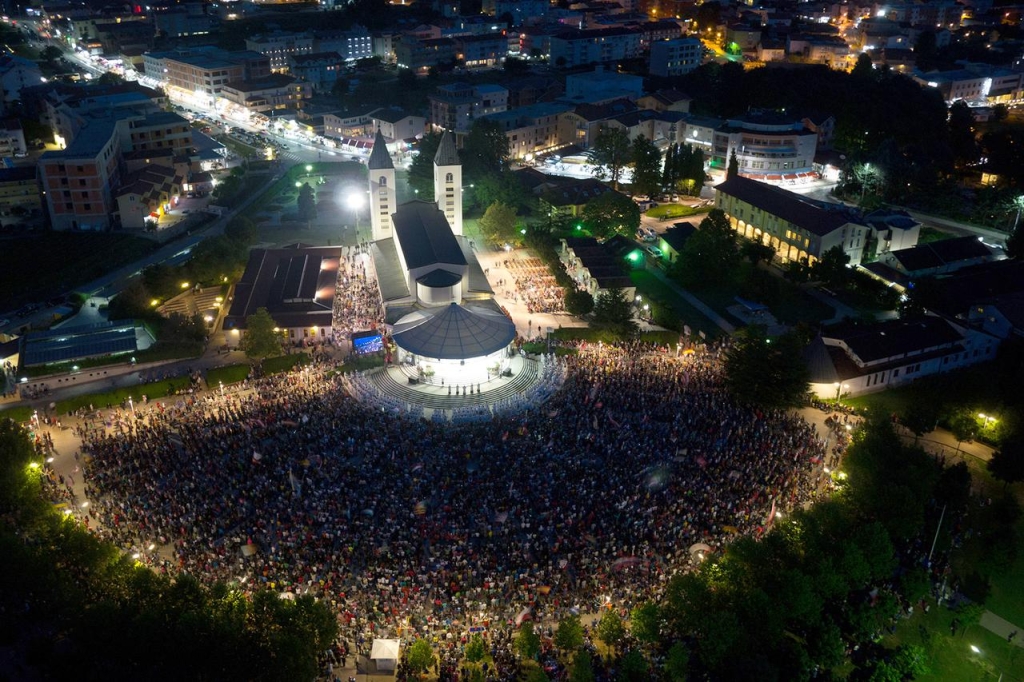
[365,359,540,410]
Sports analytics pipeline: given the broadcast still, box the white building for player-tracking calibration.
[649,37,703,77]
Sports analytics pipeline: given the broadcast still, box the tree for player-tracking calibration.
[591,288,638,338]
[724,326,810,407]
[570,649,595,682]
[41,45,63,63]
[564,289,595,317]
[630,602,660,645]
[479,201,519,244]
[948,100,979,168]
[297,183,317,221]
[224,216,258,246]
[727,149,739,179]
[740,240,775,267]
[988,434,1024,490]
[409,132,442,197]
[587,127,632,189]
[914,30,938,70]
[851,53,874,80]
[1007,218,1024,259]
[514,622,541,659]
[407,639,435,676]
[618,649,647,681]
[97,72,124,86]
[462,119,509,180]
[631,135,662,199]
[901,401,939,441]
[596,610,625,649]
[555,614,584,651]
[581,191,641,239]
[673,209,739,289]
[465,634,486,663]
[663,641,690,681]
[948,409,979,452]
[813,245,850,288]
[241,307,282,361]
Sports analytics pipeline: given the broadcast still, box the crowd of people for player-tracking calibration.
[331,246,385,343]
[493,257,564,315]
[70,340,832,678]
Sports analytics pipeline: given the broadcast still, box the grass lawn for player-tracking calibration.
[845,363,1007,420]
[884,604,1023,682]
[919,227,956,244]
[0,233,156,310]
[646,204,710,220]
[205,364,251,386]
[338,355,385,373]
[0,406,35,424]
[262,352,311,375]
[630,270,723,340]
[55,377,193,414]
[984,516,1024,629]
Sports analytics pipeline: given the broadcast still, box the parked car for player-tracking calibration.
[645,245,663,259]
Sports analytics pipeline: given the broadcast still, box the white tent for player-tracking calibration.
[370,638,402,672]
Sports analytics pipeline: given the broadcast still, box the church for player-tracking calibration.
[365,129,516,386]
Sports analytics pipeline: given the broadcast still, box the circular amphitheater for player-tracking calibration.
[341,353,565,422]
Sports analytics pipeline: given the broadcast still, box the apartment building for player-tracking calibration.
[288,52,345,93]
[219,75,312,117]
[370,108,427,143]
[428,82,508,133]
[455,33,508,69]
[313,29,374,61]
[649,37,703,77]
[914,64,1024,105]
[0,166,42,217]
[549,27,644,68]
[394,36,457,73]
[245,32,314,72]
[564,66,644,103]
[39,119,124,231]
[480,102,573,160]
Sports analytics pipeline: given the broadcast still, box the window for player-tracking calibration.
[378,176,388,187]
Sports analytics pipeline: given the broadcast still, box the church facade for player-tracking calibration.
[364,130,515,386]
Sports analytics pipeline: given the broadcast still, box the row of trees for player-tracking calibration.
[0,419,338,680]
[586,128,706,199]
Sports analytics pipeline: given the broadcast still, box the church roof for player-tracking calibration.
[416,269,462,287]
[434,130,460,166]
[392,303,515,360]
[367,129,394,170]
[392,200,467,270]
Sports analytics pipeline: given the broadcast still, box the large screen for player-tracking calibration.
[352,332,383,354]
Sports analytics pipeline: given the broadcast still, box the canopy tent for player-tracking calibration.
[370,638,402,672]
[392,303,515,361]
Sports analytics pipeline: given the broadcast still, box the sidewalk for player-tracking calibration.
[980,610,1024,648]
[647,266,736,334]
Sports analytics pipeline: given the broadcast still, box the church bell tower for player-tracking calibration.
[367,129,396,242]
[433,130,463,237]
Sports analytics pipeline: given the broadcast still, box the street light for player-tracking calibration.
[833,382,849,402]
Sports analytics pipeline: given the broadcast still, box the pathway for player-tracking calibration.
[647,266,736,334]
[980,611,1024,649]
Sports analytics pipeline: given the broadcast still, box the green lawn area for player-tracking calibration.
[262,352,311,375]
[984,516,1024,629]
[885,604,1023,682]
[205,364,251,386]
[0,406,35,424]
[918,227,956,244]
[646,204,710,221]
[0,233,157,310]
[630,270,724,340]
[845,363,1006,420]
[55,377,194,414]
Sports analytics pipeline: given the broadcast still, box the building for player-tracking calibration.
[482,0,549,24]
[658,221,697,264]
[162,53,245,106]
[540,178,617,219]
[715,175,871,265]
[559,98,639,150]
[287,52,345,93]
[218,74,311,117]
[914,64,1024,105]
[480,102,573,161]
[711,112,818,181]
[364,130,512,385]
[153,6,215,38]
[649,37,703,77]
[0,55,44,104]
[246,32,314,73]
[114,164,184,229]
[564,66,644,103]
[0,118,27,156]
[370,108,426,143]
[559,236,635,301]
[394,36,457,73]
[455,33,508,69]
[549,27,644,69]
[804,316,997,398]
[39,119,124,231]
[428,82,508,133]
[313,29,374,62]
[637,88,692,114]
[224,245,342,346]
[878,236,997,278]
[0,166,41,218]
